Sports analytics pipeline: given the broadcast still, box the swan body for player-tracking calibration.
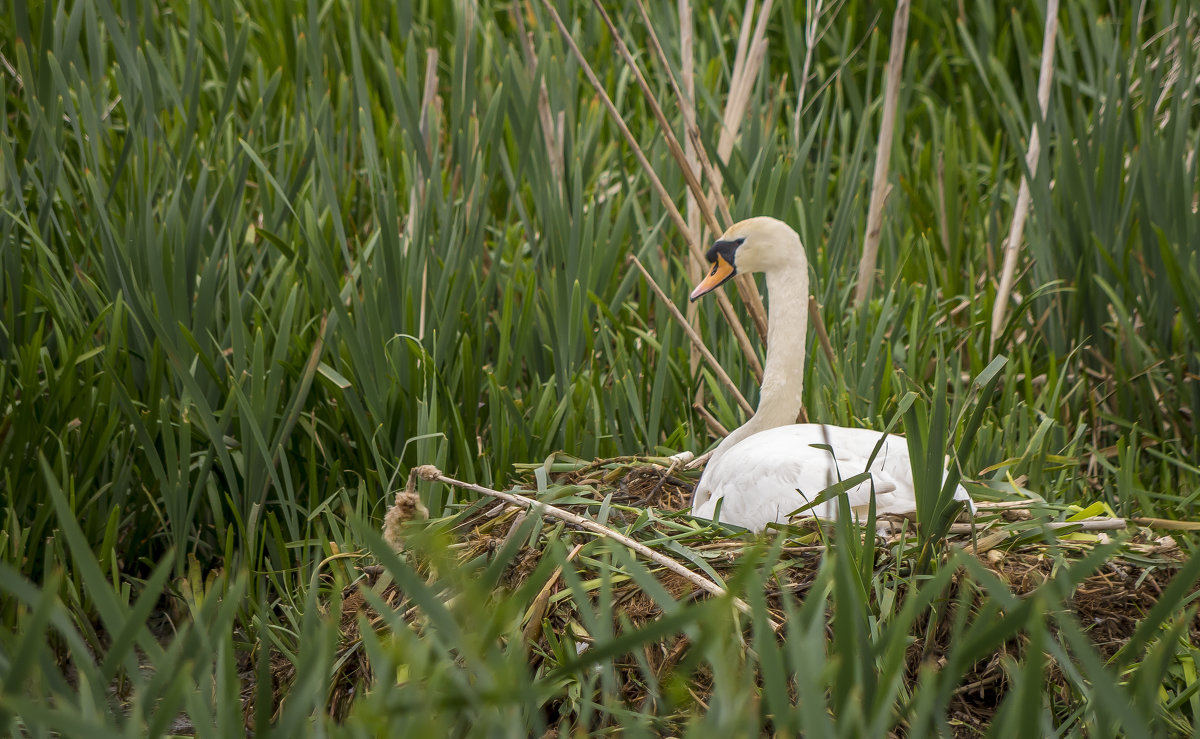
[691,424,971,532]
[688,217,973,531]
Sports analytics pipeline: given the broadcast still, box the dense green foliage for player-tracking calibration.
[1,0,1198,735]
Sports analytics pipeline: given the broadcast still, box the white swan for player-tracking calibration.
[688,216,973,532]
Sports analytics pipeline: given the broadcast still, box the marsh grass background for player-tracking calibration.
[1,0,1199,734]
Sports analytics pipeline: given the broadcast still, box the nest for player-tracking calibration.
[279,458,1192,734]
[914,553,1194,734]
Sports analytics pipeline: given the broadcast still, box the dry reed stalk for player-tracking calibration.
[536,0,766,376]
[629,255,754,415]
[854,0,910,306]
[590,0,770,345]
[632,0,771,382]
[990,0,1060,350]
[808,296,837,370]
[947,518,1128,535]
[684,447,716,469]
[680,0,704,388]
[695,399,731,439]
[793,4,882,126]
[792,0,826,143]
[679,0,698,225]
[729,0,756,106]
[717,0,774,165]
[409,465,771,626]
[972,500,1042,509]
[1131,517,1200,531]
[588,1,721,239]
[710,0,773,341]
[631,0,737,227]
[634,0,735,231]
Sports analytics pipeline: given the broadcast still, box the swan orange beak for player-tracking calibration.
[689,255,736,301]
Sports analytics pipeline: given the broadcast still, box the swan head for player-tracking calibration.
[689,217,802,301]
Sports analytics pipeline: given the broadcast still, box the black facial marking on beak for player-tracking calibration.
[689,237,745,301]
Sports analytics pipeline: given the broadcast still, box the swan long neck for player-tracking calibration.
[704,238,810,468]
[755,262,810,428]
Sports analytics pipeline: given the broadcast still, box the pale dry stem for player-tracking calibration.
[629,255,754,415]
[854,0,910,306]
[991,0,1060,350]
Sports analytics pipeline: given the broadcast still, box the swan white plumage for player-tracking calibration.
[688,216,973,531]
